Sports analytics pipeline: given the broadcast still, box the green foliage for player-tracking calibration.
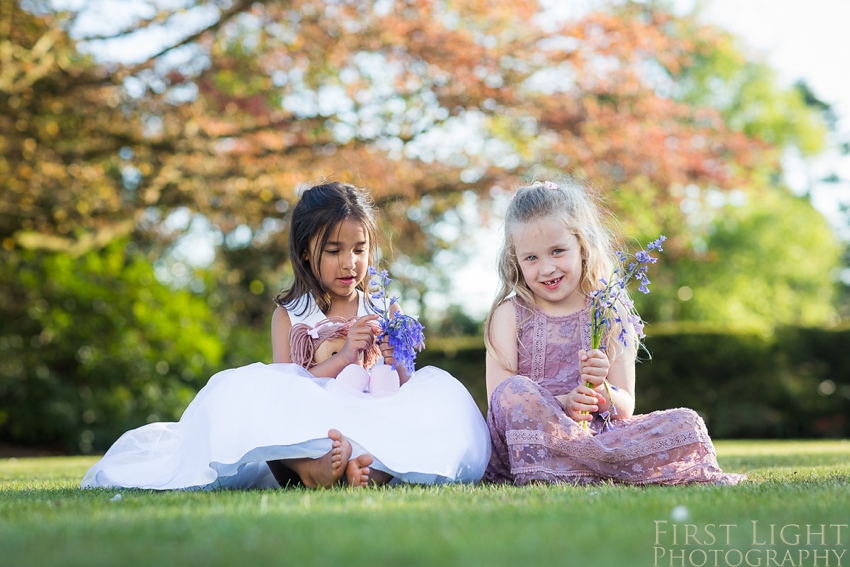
[0,242,224,453]
[634,188,842,329]
[428,304,483,338]
[636,326,850,438]
[673,18,829,156]
[611,5,841,331]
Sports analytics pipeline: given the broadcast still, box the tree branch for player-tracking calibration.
[119,0,264,77]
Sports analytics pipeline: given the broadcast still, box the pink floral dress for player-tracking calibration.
[485,298,745,485]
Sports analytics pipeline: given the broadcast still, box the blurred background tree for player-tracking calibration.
[2,0,846,450]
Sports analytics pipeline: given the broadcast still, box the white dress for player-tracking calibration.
[81,292,491,490]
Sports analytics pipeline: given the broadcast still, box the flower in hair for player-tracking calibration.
[543,181,558,190]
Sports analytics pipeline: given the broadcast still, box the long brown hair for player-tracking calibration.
[275,182,379,315]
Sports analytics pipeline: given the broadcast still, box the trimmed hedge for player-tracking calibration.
[418,327,850,439]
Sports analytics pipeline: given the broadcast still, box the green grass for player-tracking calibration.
[2,440,849,567]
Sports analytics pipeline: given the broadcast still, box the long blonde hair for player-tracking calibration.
[484,176,634,371]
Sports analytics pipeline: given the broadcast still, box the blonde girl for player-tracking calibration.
[484,178,744,486]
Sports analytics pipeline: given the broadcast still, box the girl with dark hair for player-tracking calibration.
[82,182,490,491]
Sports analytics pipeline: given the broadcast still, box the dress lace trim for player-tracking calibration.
[531,307,547,383]
[505,426,713,463]
[579,306,592,351]
[511,463,730,486]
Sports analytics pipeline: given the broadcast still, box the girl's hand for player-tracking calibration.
[562,384,605,422]
[561,349,609,422]
[379,335,395,366]
[339,314,380,365]
[579,348,609,391]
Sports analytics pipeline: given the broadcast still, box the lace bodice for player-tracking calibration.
[513,298,593,397]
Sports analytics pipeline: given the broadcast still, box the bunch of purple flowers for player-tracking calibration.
[367,266,426,375]
[582,235,667,431]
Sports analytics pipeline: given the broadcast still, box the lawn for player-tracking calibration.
[1,440,849,567]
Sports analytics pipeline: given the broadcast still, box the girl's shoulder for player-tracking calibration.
[493,297,517,316]
[492,297,522,327]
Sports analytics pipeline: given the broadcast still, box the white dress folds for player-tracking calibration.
[81,292,491,489]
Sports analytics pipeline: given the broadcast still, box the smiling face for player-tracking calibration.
[512,216,586,315]
[309,218,370,307]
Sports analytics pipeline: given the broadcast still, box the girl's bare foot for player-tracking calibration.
[345,455,394,487]
[345,453,374,487]
[328,429,348,480]
[287,429,352,489]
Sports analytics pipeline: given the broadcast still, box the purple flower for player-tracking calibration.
[367,265,425,375]
[582,236,665,431]
[646,235,667,252]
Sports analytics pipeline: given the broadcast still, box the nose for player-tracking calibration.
[341,251,356,270]
[542,261,556,275]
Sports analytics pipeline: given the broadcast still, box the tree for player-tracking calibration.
[2,0,844,449]
[47,0,807,319]
[617,8,840,329]
[0,2,222,450]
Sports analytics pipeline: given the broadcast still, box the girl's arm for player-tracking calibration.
[485,301,519,400]
[271,306,294,363]
[308,314,380,378]
[272,307,380,377]
[378,302,411,385]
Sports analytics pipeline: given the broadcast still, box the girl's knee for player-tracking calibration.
[674,408,707,429]
[492,375,532,398]
[491,375,542,409]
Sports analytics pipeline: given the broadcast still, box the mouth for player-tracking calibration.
[540,276,563,290]
[337,276,356,286]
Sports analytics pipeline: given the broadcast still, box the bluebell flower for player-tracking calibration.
[646,235,667,252]
[583,236,665,431]
[367,265,425,375]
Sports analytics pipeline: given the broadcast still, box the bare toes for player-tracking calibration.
[345,453,375,488]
